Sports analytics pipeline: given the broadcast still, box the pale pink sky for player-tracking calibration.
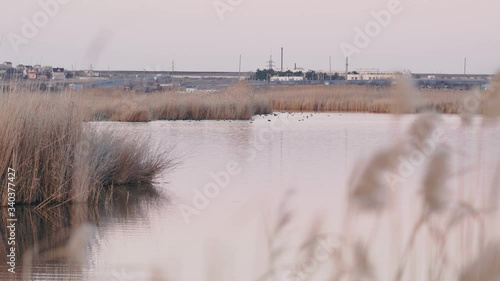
[1,0,498,73]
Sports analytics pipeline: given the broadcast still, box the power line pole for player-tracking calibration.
[464,57,467,75]
[238,54,242,80]
[268,54,275,71]
[266,53,276,84]
[345,57,349,80]
[0,34,3,66]
[329,56,332,81]
[171,60,175,85]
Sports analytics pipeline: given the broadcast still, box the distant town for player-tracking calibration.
[0,60,494,93]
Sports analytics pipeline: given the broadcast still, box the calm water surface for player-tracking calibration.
[1,113,499,281]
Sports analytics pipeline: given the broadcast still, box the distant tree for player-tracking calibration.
[255,69,268,81]
[305,71,316,80]
[331,72,345,80]
[5,68,17,80]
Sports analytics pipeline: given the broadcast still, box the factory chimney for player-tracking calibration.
[345,57,349,80]
[281,47,284,71]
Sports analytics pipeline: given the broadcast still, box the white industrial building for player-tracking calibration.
[347,70,408,81]
[270,76,304,82]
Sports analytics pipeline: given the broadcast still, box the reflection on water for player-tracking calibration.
[1,113,499,281]
[0,186,166,280]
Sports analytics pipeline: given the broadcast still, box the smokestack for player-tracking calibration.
[281,47,284,71]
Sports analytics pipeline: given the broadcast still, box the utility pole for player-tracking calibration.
[266,53,276,84]
[268,54,275,71]
[171,60,175,86]
[464,57,467,75]
[0,34,4,68]
[329,56,332,81]
[345,57,349,80]
[238,54,242,80]
[89,64,93,82]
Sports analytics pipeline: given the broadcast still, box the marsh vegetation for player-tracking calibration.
[0,75,499,280]
[0,93,174,207]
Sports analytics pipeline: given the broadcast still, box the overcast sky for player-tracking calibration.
[1,0,499,73]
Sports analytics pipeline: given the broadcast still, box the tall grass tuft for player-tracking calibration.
[72,129,174,204]
[0,93,174,207]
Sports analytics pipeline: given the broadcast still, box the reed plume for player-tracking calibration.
[349,146,403,211]
[422,147,451,213]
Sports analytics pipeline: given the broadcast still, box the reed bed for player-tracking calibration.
[264,84,466,114]
[69,82,486,124]
[0,93,174,207]
[76,83,272,122]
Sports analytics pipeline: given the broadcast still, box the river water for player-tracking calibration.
[1,113,499,281]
